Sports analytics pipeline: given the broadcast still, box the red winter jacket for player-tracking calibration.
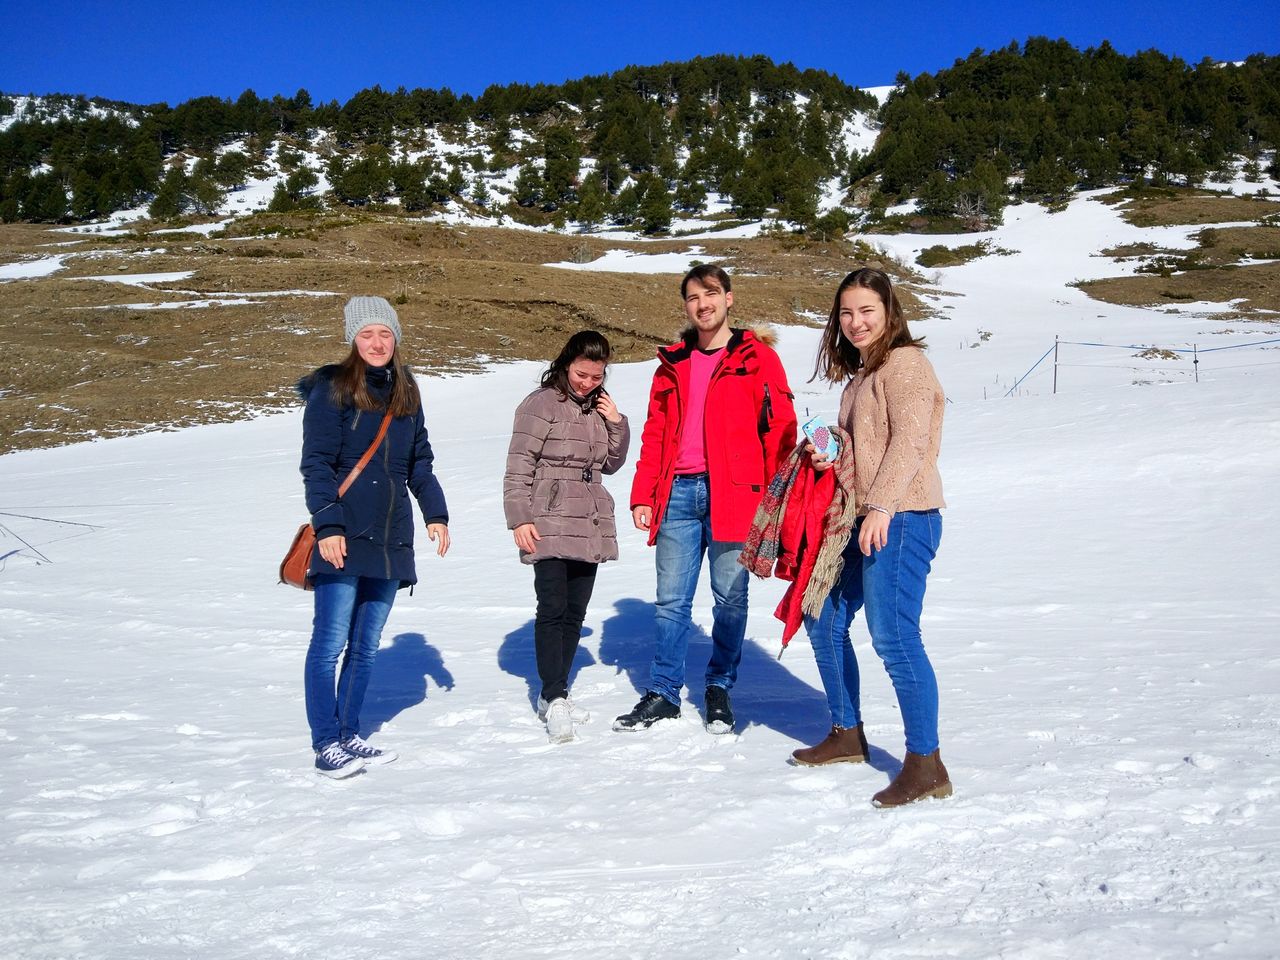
[630,328,797,545]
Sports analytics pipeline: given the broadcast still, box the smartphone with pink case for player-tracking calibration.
[801,414,839,458]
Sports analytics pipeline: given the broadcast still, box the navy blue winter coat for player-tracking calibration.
[298,364,448,588]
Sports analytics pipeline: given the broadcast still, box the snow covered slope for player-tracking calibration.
[1,190,1278,959]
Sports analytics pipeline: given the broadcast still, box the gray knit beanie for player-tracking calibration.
[343,295,403,344]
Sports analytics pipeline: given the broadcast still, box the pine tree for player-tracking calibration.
[727,172,770,219]
[596,155,624,194]
[213,151,251,189]
[392,159,432,211]
[328,148,392,205]
[270,167,322,211]
[611,182,641,224]
[446,163,466,198]
[543,125,581,207]
[266,182,295,213]
[149,167,187,220]
[512,163,543,207]
[918,171,957,219]
[674,178,707,213]
[574,171,608,230]
[187,158,224,214]
[70,169,99,219]
[638,175,673,234]
[810,208,849,241]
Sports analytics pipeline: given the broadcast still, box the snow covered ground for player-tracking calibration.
[2,191,1279,958]
[860,189,1280,400]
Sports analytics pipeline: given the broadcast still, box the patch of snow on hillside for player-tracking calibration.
[545,247,713,273]
[1201,154,1280,198]
[0,254,69,280]
[79,270,195,287]
[0,94,140,133]
[861,84,896,106]
[839,111,881,159]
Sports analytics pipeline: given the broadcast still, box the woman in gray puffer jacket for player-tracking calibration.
[503,330,630,743]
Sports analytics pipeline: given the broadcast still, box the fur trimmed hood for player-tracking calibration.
[672,325,778,349]
[295,364,342,401]
[658,327,777,366]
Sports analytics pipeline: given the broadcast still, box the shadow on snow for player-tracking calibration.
[595,596,837,745]
[361,632,455,736]
[497,620,598,714]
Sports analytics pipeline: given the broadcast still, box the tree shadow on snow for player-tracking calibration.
[497,619,597,714]
[595,596,834,744]
[360,632,454,736]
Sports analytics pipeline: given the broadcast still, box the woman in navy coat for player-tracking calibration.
[299,296,450,778]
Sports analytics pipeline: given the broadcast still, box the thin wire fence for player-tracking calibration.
[1001,337,1280,398]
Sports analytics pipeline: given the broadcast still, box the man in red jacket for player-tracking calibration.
[614,264,797,733]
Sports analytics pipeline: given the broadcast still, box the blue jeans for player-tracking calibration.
[304,574,399,751]
[649,474,750,705]
[803,510,942,754]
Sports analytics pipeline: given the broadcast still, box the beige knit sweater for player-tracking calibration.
[837,346,945,515]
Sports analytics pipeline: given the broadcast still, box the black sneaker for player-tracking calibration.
[704,685,735,734]
[612,691,680,731]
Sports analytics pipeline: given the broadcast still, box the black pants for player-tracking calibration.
[533,558,598,702]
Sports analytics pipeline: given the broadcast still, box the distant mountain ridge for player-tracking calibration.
[1,44,1277,233]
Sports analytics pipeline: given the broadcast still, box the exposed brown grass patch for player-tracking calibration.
[1098,187,1279,227]
[1082,214,1280,316]
[1077,260,1280,315]
[0,214,933,453]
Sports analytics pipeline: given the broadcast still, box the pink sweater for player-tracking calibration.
[837,346,945,515]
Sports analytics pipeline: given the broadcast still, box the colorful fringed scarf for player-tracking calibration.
[739,444,806,578]
[801,427,859,616]
[739,426,858,647]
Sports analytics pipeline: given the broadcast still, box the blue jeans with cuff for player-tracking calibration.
[803,510,942,754]
[649,474,750,705]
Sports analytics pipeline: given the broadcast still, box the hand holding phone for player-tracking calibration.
[801,414,839,459]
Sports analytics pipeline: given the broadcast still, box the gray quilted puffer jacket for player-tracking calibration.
[503,387,630,564]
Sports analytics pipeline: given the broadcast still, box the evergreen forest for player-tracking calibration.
[1,42,1277,233]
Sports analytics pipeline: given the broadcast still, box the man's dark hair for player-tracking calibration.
[680,263,732,299]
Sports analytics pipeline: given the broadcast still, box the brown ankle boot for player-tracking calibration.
[871,749,953,807]
[791,724,869,766]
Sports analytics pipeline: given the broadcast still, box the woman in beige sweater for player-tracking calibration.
[795,267,951,808]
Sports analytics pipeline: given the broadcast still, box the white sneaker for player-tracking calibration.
[545,698,574,744]
[538,696,590,723]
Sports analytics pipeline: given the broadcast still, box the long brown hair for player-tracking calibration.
[329,344,421,416]
[810,267,926,383]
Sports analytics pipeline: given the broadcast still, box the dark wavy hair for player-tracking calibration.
[541,330,612,396]
[329,343,421,416]
[811,267,926,383]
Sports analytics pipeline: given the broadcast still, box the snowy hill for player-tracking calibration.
[2,190,1279,958]
[0,93,141,133]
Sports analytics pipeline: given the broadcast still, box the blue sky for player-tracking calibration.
[2,0,1277,106]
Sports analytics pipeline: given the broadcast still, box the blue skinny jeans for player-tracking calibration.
[803,510,942,754]
[304,574,398,751]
